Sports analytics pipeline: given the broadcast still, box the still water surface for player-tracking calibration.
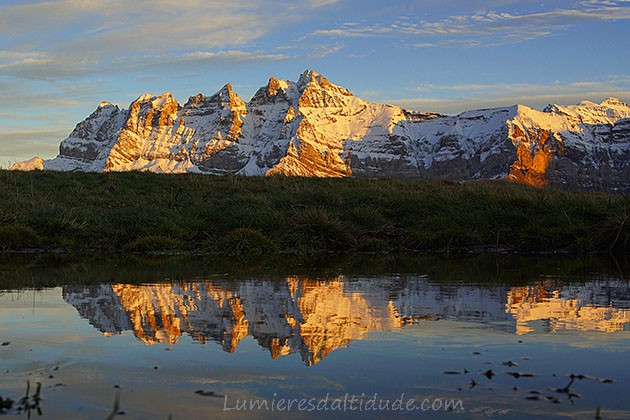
[0,255,628,419]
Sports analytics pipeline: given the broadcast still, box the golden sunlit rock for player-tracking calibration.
[507,126,557,187]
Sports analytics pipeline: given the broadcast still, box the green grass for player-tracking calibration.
[0,170,628,256]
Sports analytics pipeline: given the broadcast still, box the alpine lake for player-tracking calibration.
[0,254,628,419]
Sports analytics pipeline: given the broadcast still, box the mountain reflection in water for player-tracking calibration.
[62,276,630,365]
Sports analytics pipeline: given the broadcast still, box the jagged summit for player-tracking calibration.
[183,84,245,112]
[10,70,630,192]
[266,76,289,95]
[297,69,351,93]
[297,69,325,89]
[249,76,299,107]
[601,97,628,107]
[202,83,239,101]
[298,69,319,81]
[218,83,244,105]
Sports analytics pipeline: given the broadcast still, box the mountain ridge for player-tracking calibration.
[10,70,630,192]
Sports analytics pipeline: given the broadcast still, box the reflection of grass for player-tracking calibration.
[0,395,13,414]
[0,381,42,417]
[124,235,187,252]
[0,170,628,256]
[17,381,42,418]
[105,391,120,420]
[0,250,626,290]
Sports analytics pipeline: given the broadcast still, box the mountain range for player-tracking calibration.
[62,276,630,365]
[11,70,630,192]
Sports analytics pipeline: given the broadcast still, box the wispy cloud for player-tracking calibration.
[313,3,630,47]
[117,50,292,71]
[0,78,108,111]
[180,51,288,62]
[387,77,630,114]
[0,128,67,165]
[308,0,339,7]
[580,0,630,6]
[0,7,334,92]
[306,44,345,59]
[0,0,340,80]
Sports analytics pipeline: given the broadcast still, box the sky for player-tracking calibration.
[1,0,630,165]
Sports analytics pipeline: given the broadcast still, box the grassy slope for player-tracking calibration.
[0,170,628,256]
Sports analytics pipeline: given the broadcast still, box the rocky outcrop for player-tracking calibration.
[11,71,630,192]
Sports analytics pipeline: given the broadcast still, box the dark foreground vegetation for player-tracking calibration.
[0,170,628,257]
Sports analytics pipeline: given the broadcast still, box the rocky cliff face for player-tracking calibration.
[12,70,630,192]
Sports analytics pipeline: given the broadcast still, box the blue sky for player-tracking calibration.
[1,0,630,164]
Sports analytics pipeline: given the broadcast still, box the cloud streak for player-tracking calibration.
[313,3,630,47]
[0,128,66,166]
[388,77,630,114]
[0,0,342,80]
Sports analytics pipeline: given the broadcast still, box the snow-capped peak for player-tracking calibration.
[601,97,628,108]
[131,92,175,109]
[297,69,321,88]
[218,83,235,96]
[541,97,630,125]
[151,92,175,108]
[296,69,352,96]
[249,76,299,106]
[135,93,155,102]
[267,77,290,96]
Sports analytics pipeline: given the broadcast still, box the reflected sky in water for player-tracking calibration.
[1,262,629,419]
